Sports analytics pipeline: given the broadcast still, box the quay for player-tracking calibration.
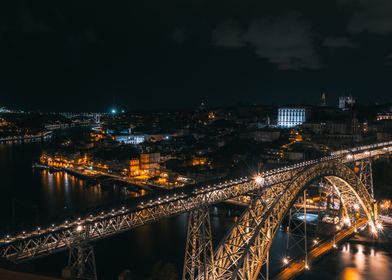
[33,163,154,192]
[0,131,52,144]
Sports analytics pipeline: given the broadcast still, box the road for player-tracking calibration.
[274,218,368,280]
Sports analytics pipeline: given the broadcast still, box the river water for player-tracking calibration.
[0,128,391,280]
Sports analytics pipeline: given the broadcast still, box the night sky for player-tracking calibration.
[1,1,392,111]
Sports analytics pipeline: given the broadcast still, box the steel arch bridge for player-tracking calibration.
[0,141,391,280]
[209,161,375,280]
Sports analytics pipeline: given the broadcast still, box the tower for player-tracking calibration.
[320,92,326,107]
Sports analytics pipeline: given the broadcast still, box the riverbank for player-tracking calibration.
[0,131,53,144]
[0,268,60,280]
[33,163,154,193]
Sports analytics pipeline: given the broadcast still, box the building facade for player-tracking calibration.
[140,152,160,174]
[339,96,356,109]
[277,108,306,128]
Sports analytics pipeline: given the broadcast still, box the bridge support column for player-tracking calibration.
[66,243,97,280]
[359,159,374,199]
[284,190,309,268]
[182,207,214,280]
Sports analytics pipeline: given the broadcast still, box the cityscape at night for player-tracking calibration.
[1,1,392,280]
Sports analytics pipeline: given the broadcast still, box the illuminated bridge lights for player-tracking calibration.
[76,225,84,232]
[370,225,377,235]
[254,175,264,185]
[346,154,354,160]
[376,221,384,231]
[343,217,351,226]
[0,140,391,268]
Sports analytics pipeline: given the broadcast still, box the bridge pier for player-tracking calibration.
[62,243,97,280]
[182,207,214,280]
[284,190,310,270]
[358,159,374,199]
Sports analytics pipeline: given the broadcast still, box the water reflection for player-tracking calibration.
[299,240,392,280]
[37,170,129,216]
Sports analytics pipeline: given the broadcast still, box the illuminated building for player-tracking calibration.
[140,152,160,174]
[339,96,355,110]
[376,113,392,121]
[113,134,145,145]
[192,156,208,166]
[277,108,306,128]
[208,112,216,120]
[129,158,140,176]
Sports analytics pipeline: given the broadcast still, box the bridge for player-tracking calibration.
[59,112,106,124]
[1,141,392,279]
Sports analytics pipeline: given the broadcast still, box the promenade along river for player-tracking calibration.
[0,129,391,279]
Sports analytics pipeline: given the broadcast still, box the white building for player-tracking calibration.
[277,108,306,128]
[339,96,355,109]
[114,134,145,145]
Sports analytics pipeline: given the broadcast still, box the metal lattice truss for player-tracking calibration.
[0,141,391,263]
[284,196,309,260]
[358,159,374,198]
[0,170,294,262]
[212,161,375,280]
[183,208,214,280]
[67,243,97,280]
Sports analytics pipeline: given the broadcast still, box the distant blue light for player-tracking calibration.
[111,109,117,114]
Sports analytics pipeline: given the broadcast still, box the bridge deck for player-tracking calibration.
[274,218,368,280]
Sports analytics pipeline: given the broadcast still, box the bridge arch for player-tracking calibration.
[213,161,375,280]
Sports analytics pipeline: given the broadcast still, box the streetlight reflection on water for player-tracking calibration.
[330,242,392,280]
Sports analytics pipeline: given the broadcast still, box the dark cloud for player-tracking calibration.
[2,1,392,110]
[341,0,392,34]
[211,21,244,48]
[244,11,319,70]
[323,37,356,48]
[211,11,319,70]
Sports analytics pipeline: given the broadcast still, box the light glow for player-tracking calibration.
[343,217,351,226]
[255,175,263,185]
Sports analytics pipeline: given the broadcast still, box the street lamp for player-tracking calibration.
[255,175,263,185]
[76,225,83,232]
